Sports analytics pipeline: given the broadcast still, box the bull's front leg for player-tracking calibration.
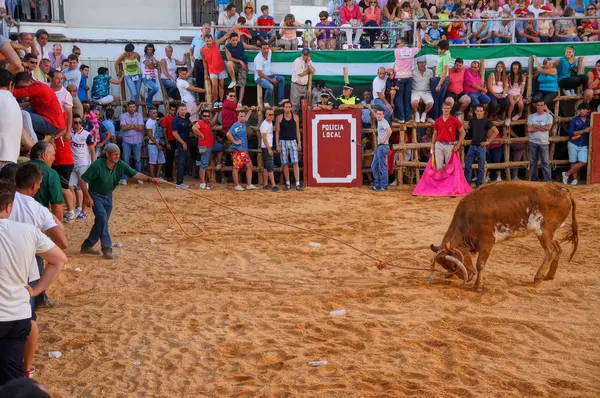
[473,248,491,292]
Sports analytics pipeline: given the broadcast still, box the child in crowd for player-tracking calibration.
[311,80,334,104]
[226,108,257,191]
[69,113,97,219]
[401,2,414,44]
[192,109,219,189]
[78,64,89,102]
[507,61,526,123]
[256,5,276,45]
[145,107,166,180]
[424,16,446,47]
[236,16,252,41]
[312,92,334,110]
[537,8,554,41]
[302,20,317,50]
[385,68,399,109]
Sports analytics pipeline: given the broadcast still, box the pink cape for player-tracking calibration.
[412,152,473,197]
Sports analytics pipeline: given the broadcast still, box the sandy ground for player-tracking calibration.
[35,181,600,397]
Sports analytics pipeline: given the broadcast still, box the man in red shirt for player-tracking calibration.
[215,90,239,171]
[431,101,466,170]
[161,104,177,182]
[444,58,471,120]
[192,109,219,189]
[201,32,236,108]
[13,72,66,137]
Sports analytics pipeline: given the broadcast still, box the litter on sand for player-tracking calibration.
[581,196,590,201]
[308,242,321,248]
[74,267,82,272]
[329,309,346,317]
[166,228,175,233]
[225,277,234,281]
[48,352,62,358]
[307,360,327,367]
[112,242,123,248]
[133,361,142,366]
[150,238,157,243]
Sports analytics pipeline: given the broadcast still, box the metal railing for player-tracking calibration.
[2,0,64,24]
[181,0,252,27]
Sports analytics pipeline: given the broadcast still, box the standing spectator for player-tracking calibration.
[393,35,421,122]
[555,7,580,42]
[79,144,160,259]
[102,109,116,145]
[445,58,471,119]
[189,23,211,102]
[291,48,315,116]
[62,54,81,90]
[141,44,160,109]
[276,102,303,191]
[279,14,303,50]
[160,46,185,101]
[554,46,588,96]
[431,101,466,170]
[192,109,218,190]
[382,0,403,47]
[316,11,338,50]
[176,67,205,122]
[254,43,285,108]
[217,4,239,40]
[90,67,123,105]
[411,56,434,123]
[145,107,165,180]
[259,109,279,191]
[13,72,66,137]
[26,142,63,221]
[532,56,558,111]
[0,69,23,167]
[486,61,509,121]
[114,43,142,104]
[507,61,526,124]
[77,64,89,102]
[464,61,491,113]
[225,32,260,106]
[363,0,381,47]
[219,90,239,169]
[256,5,277,45]
[372,67,392,120]
[341,0,363,49]
[13,32,33,57]
[48,44,66,69]
[202,32,235,108]
[432,39,451,120]
[368,106,392,191]
[162,104,177,182]
[69,114,96,219]
[226,109,258,191]
[0,177,66,387]
[172,104,195,189]
[562,103,591,186]
[313,92,335,110]
[527,99,553,182]
[119,101,145,185]
[360,91,374,127]
[464,105,499,188]
[492,15,513,44]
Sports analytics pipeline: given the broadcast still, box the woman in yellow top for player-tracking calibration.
[115,43,143,104]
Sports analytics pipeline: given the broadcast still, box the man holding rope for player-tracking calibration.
[79,144,161,259]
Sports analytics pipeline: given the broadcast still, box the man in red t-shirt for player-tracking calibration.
[215,90,239,170]
[161,104,177,182]
[431,101,466,170]
[201,32,236,108]
[13,72,66,137]
[192,109,218,189]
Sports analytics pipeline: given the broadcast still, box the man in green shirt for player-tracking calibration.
[432,39,451,120]
[80,144,161,259]
[26,142,64,221]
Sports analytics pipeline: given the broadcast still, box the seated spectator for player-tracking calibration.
[507,61,526,124]
[201,32,236,108]
[470,12,493,44]
[67,85,83,119]
[373,67,392,120]
[311,80,334,104]
[90,67,123,105]
[176,67,205,122]
[217,4,239,40]
[382,0,403,47]
[78,64,89,102]
[141,44,160,109]
[226,32,260,106]
[411,56,434,123]
[341,0,363,49]
[302,20,318,50]
[254,43,285,108]
[363,0,381,47]
[487,61,509,121]
[12,32,33,57]
[579,5,599,41]
[464,61,491,112]
[316,11,338,50]
[279,14,303,50]
[313,92,335,111]
[584,59,600,104]
[493,15,513,44]
[423,16,445,47]
[385,68,399,112]
[532,56,558,111]
[360,91,373,127]
[445,58,471,119]
[241,2,257,39]
[13,72,66,137]
[554,46,587,96]
[528,0,548,17]
[235,16,252,42]
[555,7,581,42]
[536,8,555,41]
[160,45,185,101]
[399,1,414,44]
[563,103,591,186]
[568,0,586,15]
[446,8,469,44]
[114,43,142,104]
[256,5,277,45]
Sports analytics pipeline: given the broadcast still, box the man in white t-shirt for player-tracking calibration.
[254,43,285,108]
[0,177,67,386]
[176,67,205,122]
[69,114,96,219]
[527,99,554,182]
[1,163,68,379]
[50,70,73,135]
[259,108,279,192]
[372,67,392,120]
[0,69,24,169]
[145,107,166,180]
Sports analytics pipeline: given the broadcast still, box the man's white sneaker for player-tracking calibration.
[137,180,144,185]
[237,102,243,108]
[562,172,569,184]
[199,183,207,189]
[195,160,200,166]
[228,81,237,89]
[234,185,245,191]
[176,183,190,189]
[496,176,502,182]
[246,184,258,190]
[414,112,421,123]
[571,179,578,185]
[389,179,398,186]
[120,179,127,185]
[263,102,271,108]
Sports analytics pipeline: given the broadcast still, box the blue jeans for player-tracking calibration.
[470,37,492,44]
[394,78,412,121]
[372,98,392,121]
[142,77,159,107]
[24,107,58,136]
[529,142,551,182]
[448,38,464,44]
[558,37,581,42]
[371,144,390,189]
[468,92,491,108]
[431,76,450,119]
[493,36,510,44]
[124,74,142,103]
[199,148,212,169]
[256,75,285,103]
[121,142,142,181]
[464,145,486,187]
[161,78,180,100]
[82,192,113,253]
[175,139,197,185]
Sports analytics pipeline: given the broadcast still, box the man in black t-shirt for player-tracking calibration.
[464,104,499,188]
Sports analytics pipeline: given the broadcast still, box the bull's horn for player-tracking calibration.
[445,255,468,286]
[428,249,445,285]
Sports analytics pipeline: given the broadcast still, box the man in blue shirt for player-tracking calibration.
[225,32,260,105]
[562,103,591,186]
[226,108,257,191]
[188,23,211,101]
[77,64,89,101]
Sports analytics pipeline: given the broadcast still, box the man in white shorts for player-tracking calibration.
[69,114,96,219]
[145,107,166,180]
[411,56,434,123]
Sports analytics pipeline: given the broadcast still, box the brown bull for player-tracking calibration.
[430,182,578,291]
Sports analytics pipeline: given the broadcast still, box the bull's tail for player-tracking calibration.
[562,193,579,261]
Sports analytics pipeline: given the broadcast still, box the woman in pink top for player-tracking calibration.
[393,34,421,122]
[363,0,381,47]
[341,0,363,48]
[507,61,527,124]
[486,61,509,122]
[279,14,303,50]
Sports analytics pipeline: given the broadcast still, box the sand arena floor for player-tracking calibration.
[35,183,600,397]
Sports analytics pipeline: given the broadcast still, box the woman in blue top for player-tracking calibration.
[553,46,588,96]
[532,56,558,111]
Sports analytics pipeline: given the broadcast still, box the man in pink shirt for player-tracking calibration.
[463,60,491,111]
[393,35,421,122]
[444,58,471,120]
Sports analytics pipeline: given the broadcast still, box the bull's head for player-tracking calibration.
[429,242,469,286]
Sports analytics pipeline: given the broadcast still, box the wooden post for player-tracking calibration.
[503,125,511,180]
[398,129,405,185]
[205,68,212,105]
[587,112,595,184]
[257,84,263,111]
[118,64,127,110]
[343,67,349,85]
[525,56,534,181]
[257,102,265,185]
[412,126,420,183]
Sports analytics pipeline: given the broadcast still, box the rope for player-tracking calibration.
[155,183,204,239]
